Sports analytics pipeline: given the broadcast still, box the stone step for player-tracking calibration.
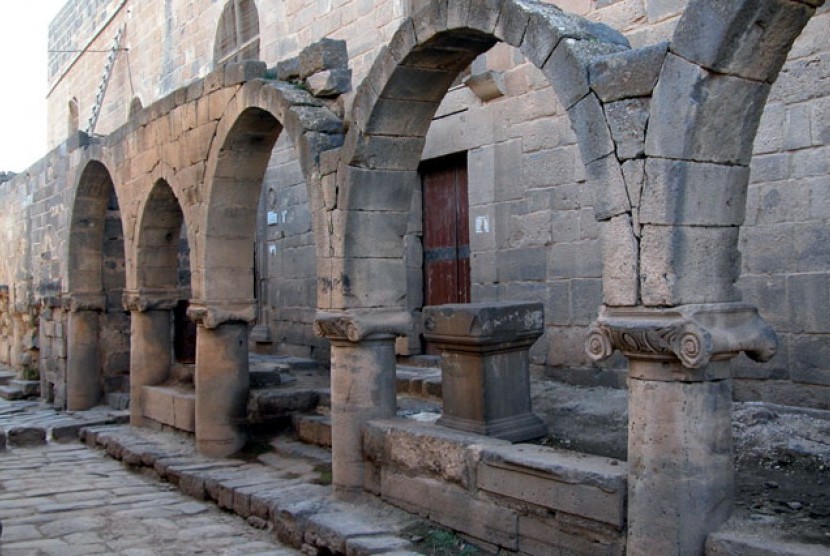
[293,414,332,448]
[0,384,25,400]
[142,385,196,432]
[10,380,40,397]
[396,365,442,400]
[397,354,441,369]
[247,388,329,424]
[0,370,16,386]
[249,368,296,389]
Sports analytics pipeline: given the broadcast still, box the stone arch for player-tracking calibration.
[213,0,260,66]
[639,0,825,306]
[334,0,629,310]
[191,79,343,456]
[134,177,189,294]
[198,79,342,306]
[65,157,129,410]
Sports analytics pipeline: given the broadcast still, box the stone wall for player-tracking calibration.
[6,0,824,410]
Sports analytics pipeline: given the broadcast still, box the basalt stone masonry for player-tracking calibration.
[0,0,827,555]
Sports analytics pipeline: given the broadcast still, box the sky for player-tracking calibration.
[0,2,68,173]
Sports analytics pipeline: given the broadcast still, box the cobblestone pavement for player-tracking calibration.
[0,442,300,555]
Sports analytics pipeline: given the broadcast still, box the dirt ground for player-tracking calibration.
[731,403,830,546]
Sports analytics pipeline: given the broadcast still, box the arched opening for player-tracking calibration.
[213,0,260,67]
[66,160,129,410]
[130,178,195,430]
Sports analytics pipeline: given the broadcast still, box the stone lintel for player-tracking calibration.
[422,302,544,348]
[586,303,777,372]
[122,289,180,313]
[68,292,107,312]
[314,309,412,343]
[187,300,256,329]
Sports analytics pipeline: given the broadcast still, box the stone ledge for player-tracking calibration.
[364,417,627,551]
[78,424,427,556]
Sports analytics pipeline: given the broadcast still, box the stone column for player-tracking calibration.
[315,310,411,496]
[66,293,106,411]
[587,303,777,555]
[422,302,547,442]
[189,301,256,458]
[123,290,179,427]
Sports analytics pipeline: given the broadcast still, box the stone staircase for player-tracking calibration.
[286,355,444,450]
[0,365,40,401]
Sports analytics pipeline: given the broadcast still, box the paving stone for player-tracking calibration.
[7,426,47,446]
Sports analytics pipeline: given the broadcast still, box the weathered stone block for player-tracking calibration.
[671,0,815,83]
[381,470,518,550]
[587,154,629,221]
[544,38,627,110]
[640,225,741,306]
[646,53,771,166]
[299,38,349,79]
[336,165,418,212]
[602,214,639,307]
[519,513,624,556]
[640,158,750,226]
[7,426,47,447]
[332,209,407,259]
[223,60,267,86]
[589,41,668,102]
[306,69,352,98]
[477,443,626,527]
[790,334,830,386]
[787,273,830,333]
[568,93,616,165]
[275,57,300,81]
[604,97,649,161]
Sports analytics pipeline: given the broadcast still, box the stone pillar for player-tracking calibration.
[66,293,107,410]
[123,291,178,427]
[67,310,101,410]
[315,310,411,496]
[587,303,778,555]
[422,302,547,442]
[189,301,256,458]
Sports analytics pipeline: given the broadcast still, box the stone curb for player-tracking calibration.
[79,425,425,556]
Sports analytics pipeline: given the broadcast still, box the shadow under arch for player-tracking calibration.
[334,0,630,310]
[65,158,129,410]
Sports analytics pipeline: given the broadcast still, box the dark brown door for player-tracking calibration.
[422,154,471,308]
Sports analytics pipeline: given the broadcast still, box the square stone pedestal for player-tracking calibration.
[423,302,547,442]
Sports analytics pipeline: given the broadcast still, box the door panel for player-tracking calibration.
[422,154,470,308]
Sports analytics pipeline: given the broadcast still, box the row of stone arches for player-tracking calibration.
[56,1,823,552]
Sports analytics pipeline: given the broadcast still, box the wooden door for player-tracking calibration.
[422,154,471,308]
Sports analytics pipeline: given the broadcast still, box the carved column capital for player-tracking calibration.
[314,309,412,343]
[122,289,180,313]
[187,300,256,329]
[586,303,777,370]
[67,292,107,312]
